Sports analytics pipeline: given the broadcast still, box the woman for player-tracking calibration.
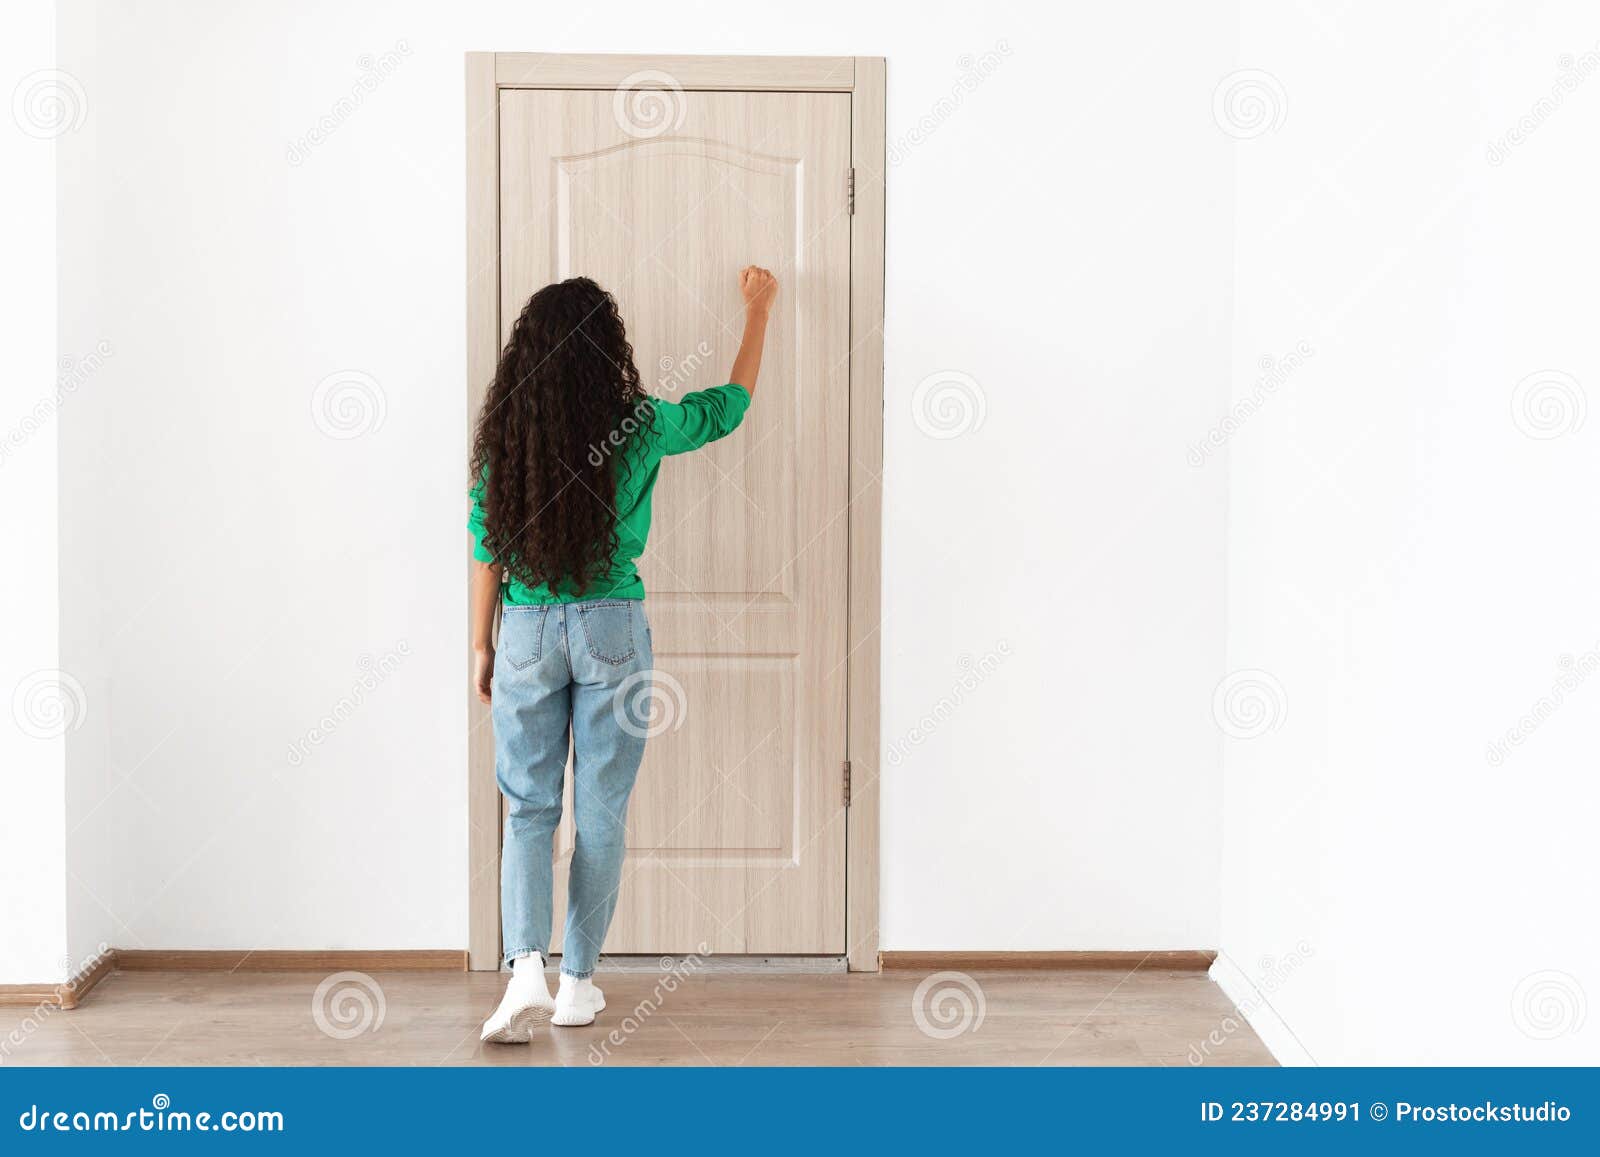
[469,266,778,1041]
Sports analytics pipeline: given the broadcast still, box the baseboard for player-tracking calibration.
[0,986,69,1009]
[0,950,115,1010]
[113,949,468,973]
[1208,952,1315,1066]
[878,950,1217,971]
[2,948,467,1011]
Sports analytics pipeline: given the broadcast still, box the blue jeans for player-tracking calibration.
[493,598,652,978]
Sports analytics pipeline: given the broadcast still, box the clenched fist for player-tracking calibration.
[739,265,779,317]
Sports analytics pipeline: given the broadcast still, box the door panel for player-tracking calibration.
[498,89,851,953]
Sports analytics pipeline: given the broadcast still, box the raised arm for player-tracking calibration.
[728,265,778,397]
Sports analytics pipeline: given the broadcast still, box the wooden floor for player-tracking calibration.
[1,965,1275,1067]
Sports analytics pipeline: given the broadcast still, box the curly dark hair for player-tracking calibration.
[470,277,649,596]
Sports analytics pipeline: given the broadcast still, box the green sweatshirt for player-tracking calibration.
[468,384,751,604]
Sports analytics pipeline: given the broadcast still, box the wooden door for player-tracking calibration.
[498,89,852,954]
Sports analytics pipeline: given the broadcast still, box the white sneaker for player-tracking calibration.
[551,976,606,1027]
[480,955,556,1044]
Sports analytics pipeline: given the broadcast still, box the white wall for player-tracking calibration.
[50,0,1236,957]
[1,0,70,984]
[1219,1,1600,1062]
[875,9,1234,949]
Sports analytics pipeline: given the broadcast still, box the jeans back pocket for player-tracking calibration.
[577,600,636,665]
[501,606,546,670]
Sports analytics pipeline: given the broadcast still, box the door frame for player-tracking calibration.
[464,53,886,972]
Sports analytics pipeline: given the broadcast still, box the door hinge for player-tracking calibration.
[842,760,853,807]
[847,168,856,215]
